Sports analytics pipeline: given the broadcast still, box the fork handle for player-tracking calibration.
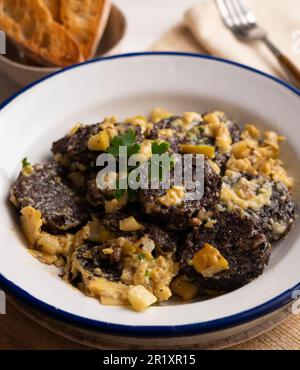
[277,54,300,87]
[263,38,300,87]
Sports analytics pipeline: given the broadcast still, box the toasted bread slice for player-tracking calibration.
[41,0,61,21]
[60,0,111,60]
[0,0,81,66]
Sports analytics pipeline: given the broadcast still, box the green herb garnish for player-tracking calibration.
[108,129,141,157]
[150,141,175,181]
[21,157,31,169]
[151,141,170,155]
[107,133,176,200]
[107,130,142,200]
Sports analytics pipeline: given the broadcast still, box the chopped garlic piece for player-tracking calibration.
[128,285,157,312]
[20,206,43,245]
[87,277,129,306]
[36,233,63,256]
[138,235,155,253]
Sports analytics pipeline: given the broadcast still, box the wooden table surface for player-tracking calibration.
[0,297,299,350]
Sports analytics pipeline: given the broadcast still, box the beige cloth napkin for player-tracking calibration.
[152,0,300,79]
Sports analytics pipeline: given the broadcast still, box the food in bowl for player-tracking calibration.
[9,109,296,312]
[0,0,111,66]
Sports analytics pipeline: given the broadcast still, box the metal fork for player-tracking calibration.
[216,0,300,86]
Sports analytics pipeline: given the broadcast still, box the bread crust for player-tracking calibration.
[41,0,61,21]
[60,0,111,59]
[0,0,81,66]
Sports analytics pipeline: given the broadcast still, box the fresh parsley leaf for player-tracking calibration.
[121,129,136,146]
[107,145,121,156]
[169,154,176,169]
[107,129,142,200]
[107,129,141,157]
[21,157,31,168]
[149,142,175,182]
[127,143,141,157]
[151,141,170,155]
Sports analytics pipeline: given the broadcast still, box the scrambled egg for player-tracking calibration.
[158,186,185,207]
[15,109,295,312]
[227,125,293,188]
[220,172,273,212]
[203,111,233,154]
[191,243,229,278]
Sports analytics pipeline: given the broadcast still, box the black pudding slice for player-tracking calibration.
[86,172,116,207]
[250,180,296,242]
[52,122,144,171]
[221,171,296,242]
[178,212,271,292]
[139,159,222,230]
[148,116,186,152]
[10,162,89,233]
[52,123,100,170]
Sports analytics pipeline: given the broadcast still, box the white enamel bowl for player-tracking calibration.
[0,53,299,348]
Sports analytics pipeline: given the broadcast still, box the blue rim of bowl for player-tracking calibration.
[1,52,300,338]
